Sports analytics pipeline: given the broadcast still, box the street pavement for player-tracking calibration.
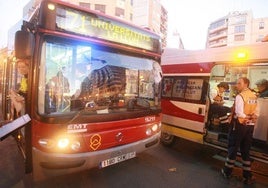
[1,136,268,188]
[0,136,24,188]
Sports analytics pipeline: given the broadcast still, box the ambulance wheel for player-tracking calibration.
[160,132,176,146]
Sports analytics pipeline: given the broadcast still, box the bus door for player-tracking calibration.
[1,56,14,122]
[0,55,28,154]
[204,64,268,162]
[161,76,209,144]
[1,31,34,169]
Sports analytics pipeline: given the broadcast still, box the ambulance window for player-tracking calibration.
[162,77,173,97]
[161,76,208,104]
[172,77,187,99]
[185,78,204,101]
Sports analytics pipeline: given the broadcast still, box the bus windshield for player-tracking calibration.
[38,38,160,115]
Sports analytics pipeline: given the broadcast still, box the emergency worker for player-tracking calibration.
[255,79,268,98]
[221,77,258,185]
[209,82,231,123]
[209,82,229,105]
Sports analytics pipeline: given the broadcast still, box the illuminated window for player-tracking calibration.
[95,4,106,14]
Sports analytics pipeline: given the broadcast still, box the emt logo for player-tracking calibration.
[90,134,101,150]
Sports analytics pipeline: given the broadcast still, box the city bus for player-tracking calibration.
[160,43,268,164]
[0,0,162,181]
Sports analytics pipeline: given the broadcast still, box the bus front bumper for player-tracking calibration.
[32,132,160,181]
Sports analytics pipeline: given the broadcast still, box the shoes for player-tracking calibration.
[221,168,231,179]
[243,176,256,185]
[221,168,256,184]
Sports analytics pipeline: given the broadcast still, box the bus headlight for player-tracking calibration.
[146,123,161,136]
[57,138,69,149]
[38,139,55,148]
[71,141,81,151]
[146,128,152,136]
[57,138,81,151]
[151,124,158,132]
[38,138,81,151]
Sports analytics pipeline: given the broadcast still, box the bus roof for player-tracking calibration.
[43,0,160,37]
[33,0,161,54]
[162,42,268,65]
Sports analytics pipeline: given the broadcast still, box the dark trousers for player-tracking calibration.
[210,104,231,117]
[223,119,254,178]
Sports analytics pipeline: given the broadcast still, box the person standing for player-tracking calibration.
[255,79,268,98]
[49,70,70,111]
[9,58,30,116]
[221,77,258,184]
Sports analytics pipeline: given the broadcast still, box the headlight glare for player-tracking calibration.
[152,124,158,132]
[146,128,152,135]
[57,138,69,149]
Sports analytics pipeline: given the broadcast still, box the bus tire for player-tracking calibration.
[160,132,176,146]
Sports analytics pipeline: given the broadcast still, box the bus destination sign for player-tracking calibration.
[56,6,159,52]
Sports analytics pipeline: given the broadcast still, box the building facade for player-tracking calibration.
[207,11,268,48]
[132,0,168,47]
[72,0,134,21]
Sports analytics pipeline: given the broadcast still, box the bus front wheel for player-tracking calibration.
[160,132,176,146]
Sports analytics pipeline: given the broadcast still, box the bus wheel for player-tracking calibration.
[160,132,176,146]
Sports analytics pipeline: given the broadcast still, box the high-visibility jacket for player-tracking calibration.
[238,89,257,124]
[19,77,28,93]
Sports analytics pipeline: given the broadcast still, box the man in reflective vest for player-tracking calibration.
[221,77,258,185]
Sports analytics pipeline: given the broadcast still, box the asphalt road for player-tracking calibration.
[1,136,268,188]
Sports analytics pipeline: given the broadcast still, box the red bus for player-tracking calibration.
[161,43,268,164]
[1,0,162,181]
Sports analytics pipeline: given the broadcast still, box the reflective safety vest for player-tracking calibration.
[238,89,257,124]
[19,77,28,93]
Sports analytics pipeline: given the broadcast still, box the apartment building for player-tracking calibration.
[132,0,168,47]
[207,10,268,48]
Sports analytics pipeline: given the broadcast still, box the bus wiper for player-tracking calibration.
[84,101,109,114]
[91,57,107,64]
[127,98,150,111]
[65,101,108,125]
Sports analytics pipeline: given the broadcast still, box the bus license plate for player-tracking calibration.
[100,151,136,168]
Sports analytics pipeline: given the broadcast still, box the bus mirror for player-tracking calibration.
[15,30,35,59]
